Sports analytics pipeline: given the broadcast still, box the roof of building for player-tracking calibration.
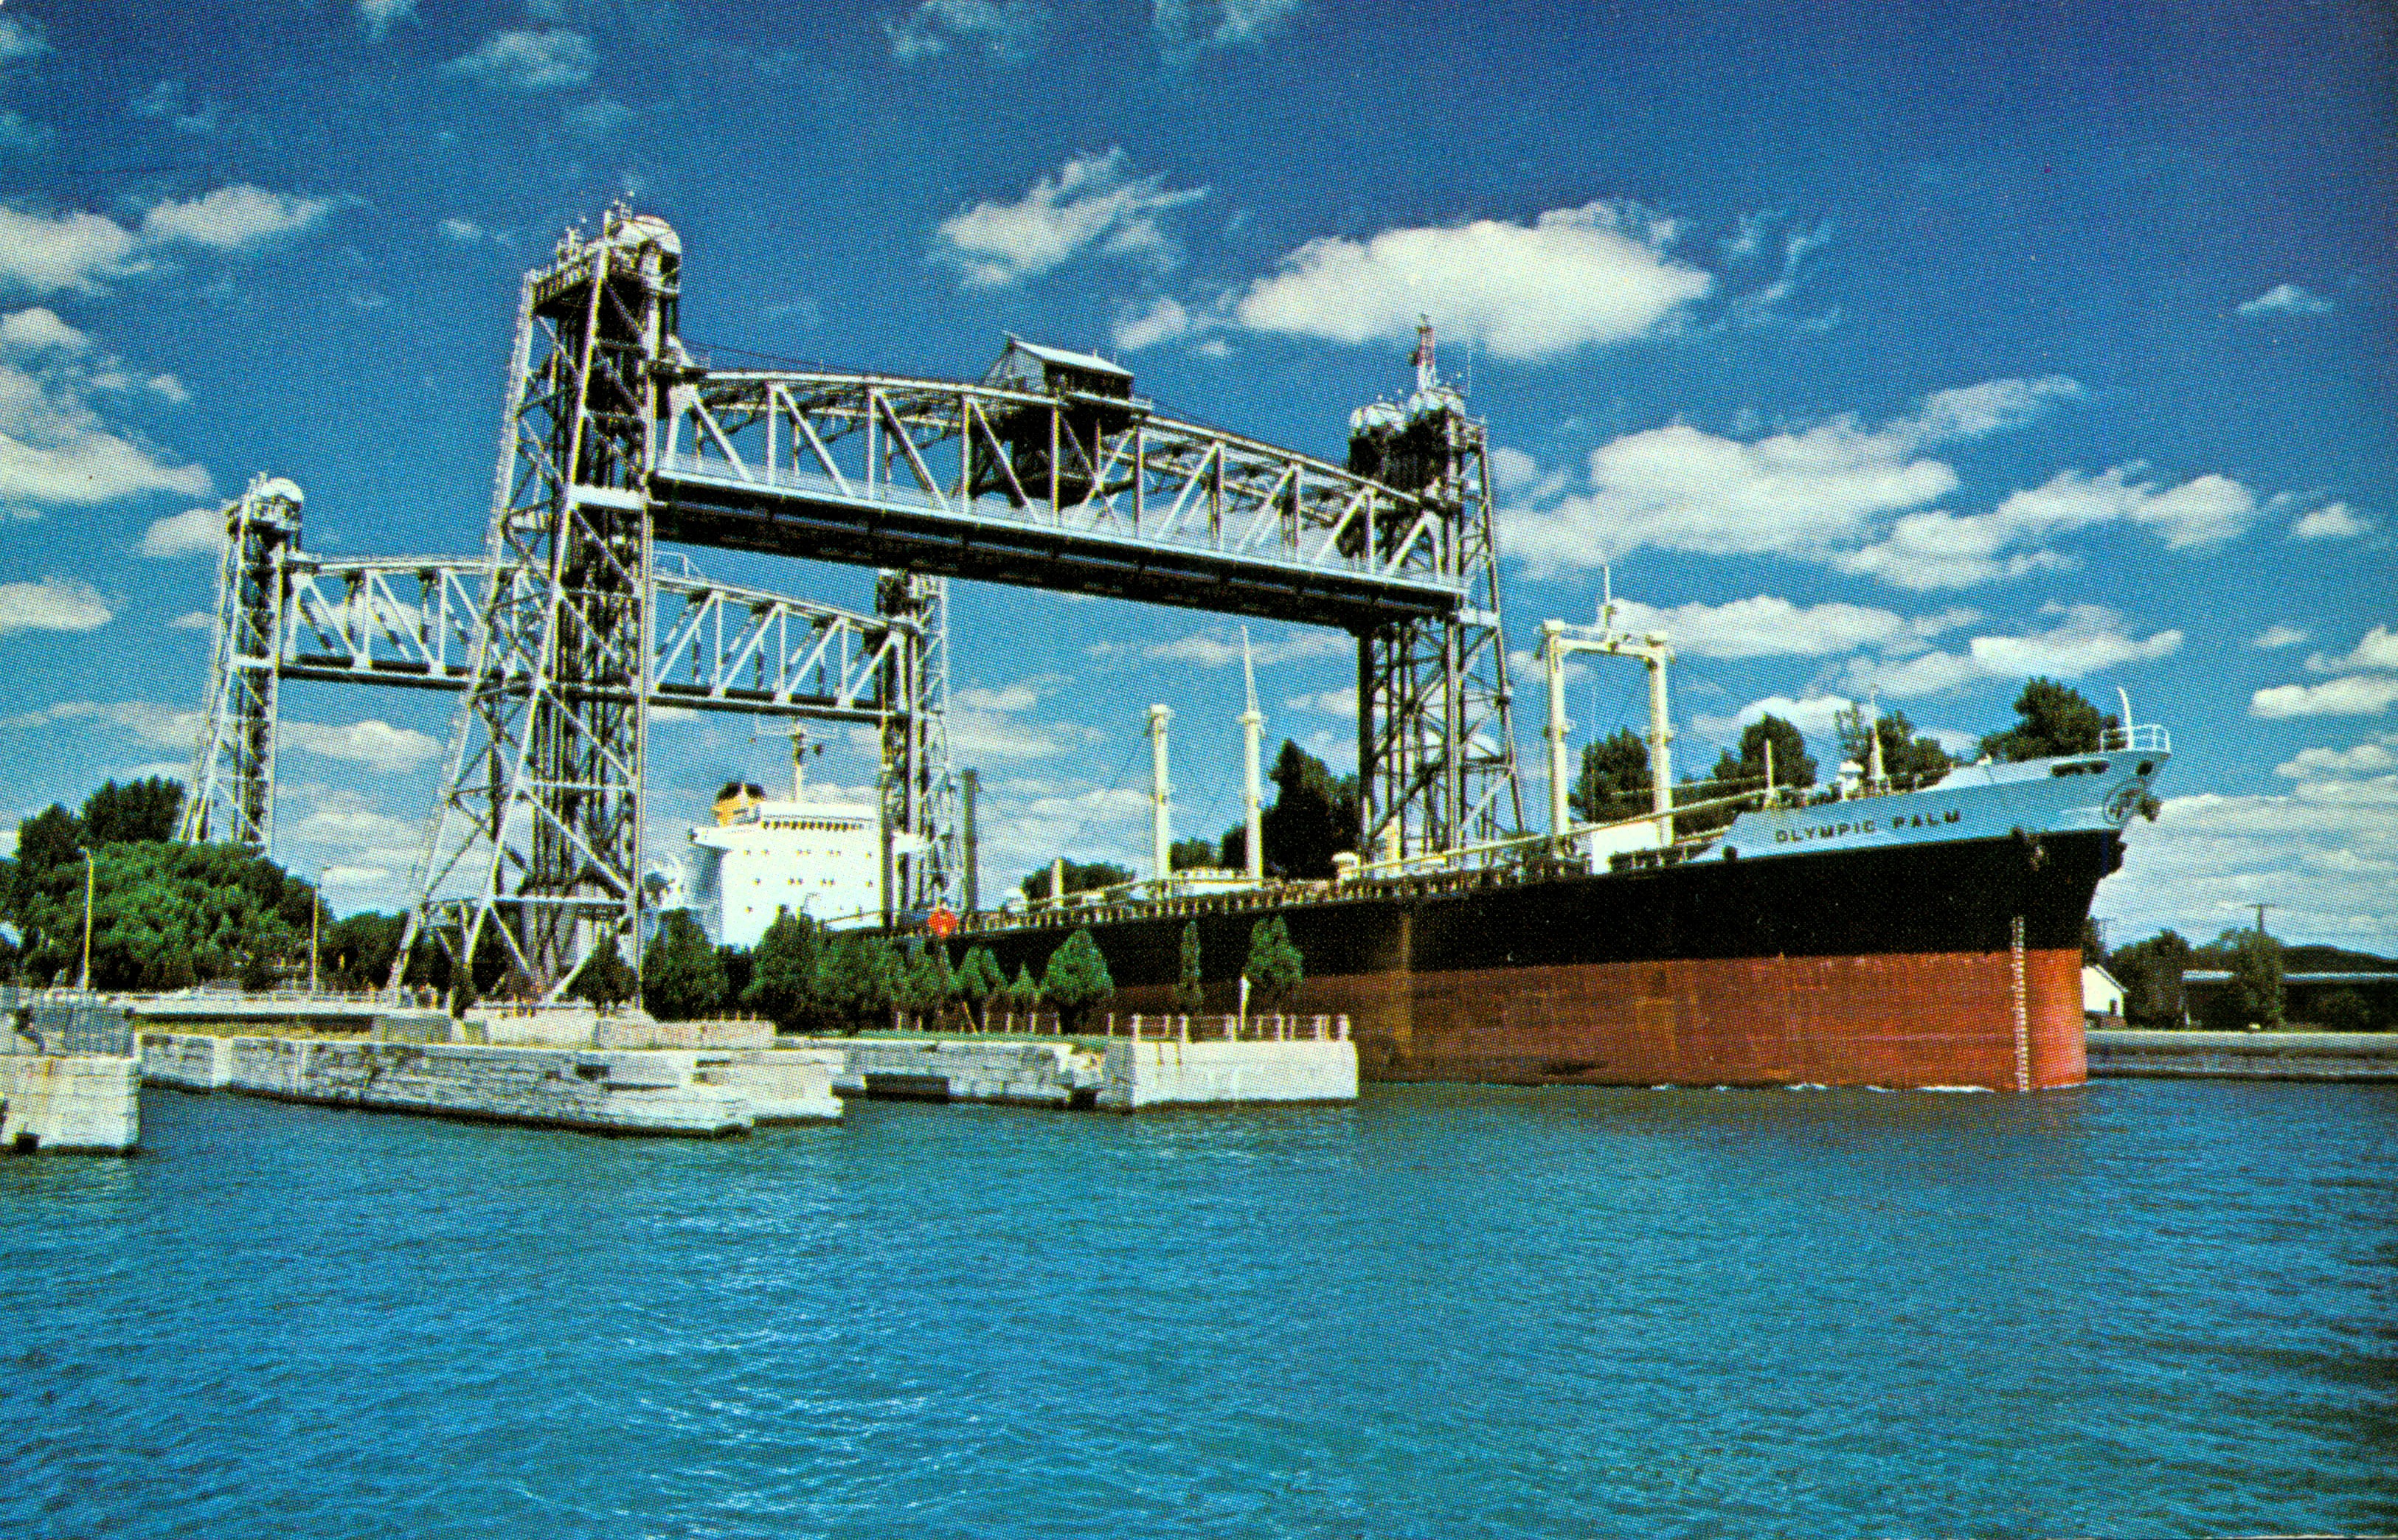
[999,334,1132,379]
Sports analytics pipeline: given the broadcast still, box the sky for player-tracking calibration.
[0,0,2392,952]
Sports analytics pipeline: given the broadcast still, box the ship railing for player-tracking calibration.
[2101,723,2172,753]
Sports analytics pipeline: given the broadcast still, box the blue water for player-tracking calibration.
[4,1081,2392,1539]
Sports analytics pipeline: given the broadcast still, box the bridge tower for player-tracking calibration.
[1347,320,1522,861]
[406,204,679,998]
[179,474,304,850]
[877,571,957,911]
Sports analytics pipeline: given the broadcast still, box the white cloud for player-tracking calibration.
[444,28,597,91]
[886,0,1047,61]
[2250,676,2398,718]
[1991,466,2257,550]
[2276,734,2398,780]
[1,699,194,746]
[0,17,50,63]
[1284,687,1356,718]
[0,347,212,506]
[128,80,223,135]
[2251,624,2309,650]
[2237,282,2332,317]
[1848,605,2181,699]
[1110,296,1199,352]
[2307,625,2398,675]
[137,505,223,558]
[280,718,443,774]
[437,218,484,243]
[0,111,52,153]
[564,97,632,137]
[1233,201,1711,361]
[0,207,142,297]
[0,578,112,635]
[140,186,334,251]
[1141,626,1347,667]
[2290,502,2369,540]
[357,0,417,40]
[169,609,213,631]
[1604,595,1964,659]
[1154,0,1302,54]
[934,149,1206,289]
[1690,693,1857,747]
[0,307,89,355]
[2099,786,2398,955]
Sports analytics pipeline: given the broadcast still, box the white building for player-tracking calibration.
[2082,962,2127,1023]
[674,742,896,946]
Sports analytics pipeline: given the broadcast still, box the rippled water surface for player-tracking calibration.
[4,1080,2393,1538]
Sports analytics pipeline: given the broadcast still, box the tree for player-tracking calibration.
[744,909,822,1030]
[321,911,411,991]
[1709,714,1817,794]
[2314,989,2372,1034]
[642,912,727,1022]
[2082,918,2107,968]
[1174,921,1204,1013]
[715,945,754,1009]
[955,944,1006,1030]
[8,839,311,990]
[1243,915,1303,1010]
[897,942,953,1030]
[1168,837,1217,872]
[569,940,637,1012]
[1006,962,1040,1022]
[80,777,184,845]
[1019,860,1134,903]
[1570,728,1652,824]
[2228,929,2284,1029]
[1261,740,1358,878]
[2110,929,2192,1026]
[1039,926,1115,1031]
[1979,679,2116,763]
[1835,707,1953,783]
[1217,824,1248,872]
[814,933,901,1030]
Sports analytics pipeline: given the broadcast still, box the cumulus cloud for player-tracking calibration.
[169,609,213,631]
[437,217,485,243]
[2250,676,2398,718]
[1233,201,1710,361]
[1110,296,1202,353]
[1992,466,2258,550]
[1142,626,1346,667]
[280,718,443,774]
[2290,502,2369,540]
[2100,781,2398,954]
[2276,733,2398,780]
[1505,378,2080,578]
[1,184,340,298]
[357,0,417,40]
[1154,0,1303,54]
[934,149,1206,288]
[0,207,142,297]
[1,700,194,746]
[1283,687,1356,718]
[2237,282,2332,317]
[1689,693,1859,748]
[2251,625,2309,650]
[137,506,224,558]
[1847,605,2181,699]
[563,97,632,137]
[1601,595,1968,659]
[444,28,597,91]
[128,80,223,135]
[0,578,113,635]
[886,0,1046,61]
[2301,624,2398,675]
[0,318,212,507]
[139,186,335,250]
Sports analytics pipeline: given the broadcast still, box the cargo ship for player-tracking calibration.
[949,724,2170,1092]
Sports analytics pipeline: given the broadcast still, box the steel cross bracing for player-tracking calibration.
[282,555,912,721]
[179,474,303,848]
[648,370,1472,628]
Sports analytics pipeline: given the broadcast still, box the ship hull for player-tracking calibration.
[961,828,2120,1092]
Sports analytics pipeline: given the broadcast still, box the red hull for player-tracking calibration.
[1104,947,2087,1091]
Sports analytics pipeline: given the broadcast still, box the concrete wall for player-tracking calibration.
[139,1032,840,1134]
[1,1055,139,1154]
[2087,1029,2398,1082]
[1098,1038,1359,1111]
[789,1037,1102,1108]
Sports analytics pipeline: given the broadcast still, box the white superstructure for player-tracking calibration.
[675,732,893,946]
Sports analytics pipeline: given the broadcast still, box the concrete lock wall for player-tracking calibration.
[2086,1030,2398,1083]
[790,1038,1103,1108]
[1,1055,141,1154]
[139,1033,839,1134]
[1099,1038,1360,1111]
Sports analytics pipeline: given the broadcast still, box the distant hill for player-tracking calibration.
[2187,942,2398,974]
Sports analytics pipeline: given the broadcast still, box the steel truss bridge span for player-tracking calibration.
[283,555,910,721]
[651,369,1474,629]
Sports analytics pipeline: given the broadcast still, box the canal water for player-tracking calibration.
[4,1080,2391,1538]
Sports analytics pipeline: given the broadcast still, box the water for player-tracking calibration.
[4,1081,2391,1539]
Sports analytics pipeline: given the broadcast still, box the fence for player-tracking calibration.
[962,1010,1350,1044]
[2,986,136,1057]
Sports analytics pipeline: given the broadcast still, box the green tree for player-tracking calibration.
[1261,740,1359,877]
[320,911,411,991]
[1243,916,1303,1010]
[1835,707,1955,783]
[1217,824,1248,871]
[1039,926,1115,1031]
[80,777,184,844]
[11,839,311,990]
[955,944,1006,1030]
[1174,920,1204,1013]
[716,945,754,1008]
[1019,860,1134,903]
[744,908,823,1030]
[642,912,727,1021]
[1979,679,2116,763]
[1708,714,1817,795]
[2313,989,2372,1033]
[2110,929,2192,1026]
[1005,962,1040,1022]
[2228,929,2284,1029]
[1168,836,1217,872]
[814,933,901,1030]
[897,943,954,1029]
[1570,728,1652,824]
[569,939,637,1012]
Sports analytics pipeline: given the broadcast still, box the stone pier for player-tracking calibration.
[1,1054,141,1154]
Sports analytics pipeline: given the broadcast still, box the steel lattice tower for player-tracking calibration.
[179,474,303,850]
[877,571,957,912]
[1353,323,1524,861]
[405,205,679,997]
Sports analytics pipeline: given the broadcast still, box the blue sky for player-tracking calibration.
[1,0,2391,951]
